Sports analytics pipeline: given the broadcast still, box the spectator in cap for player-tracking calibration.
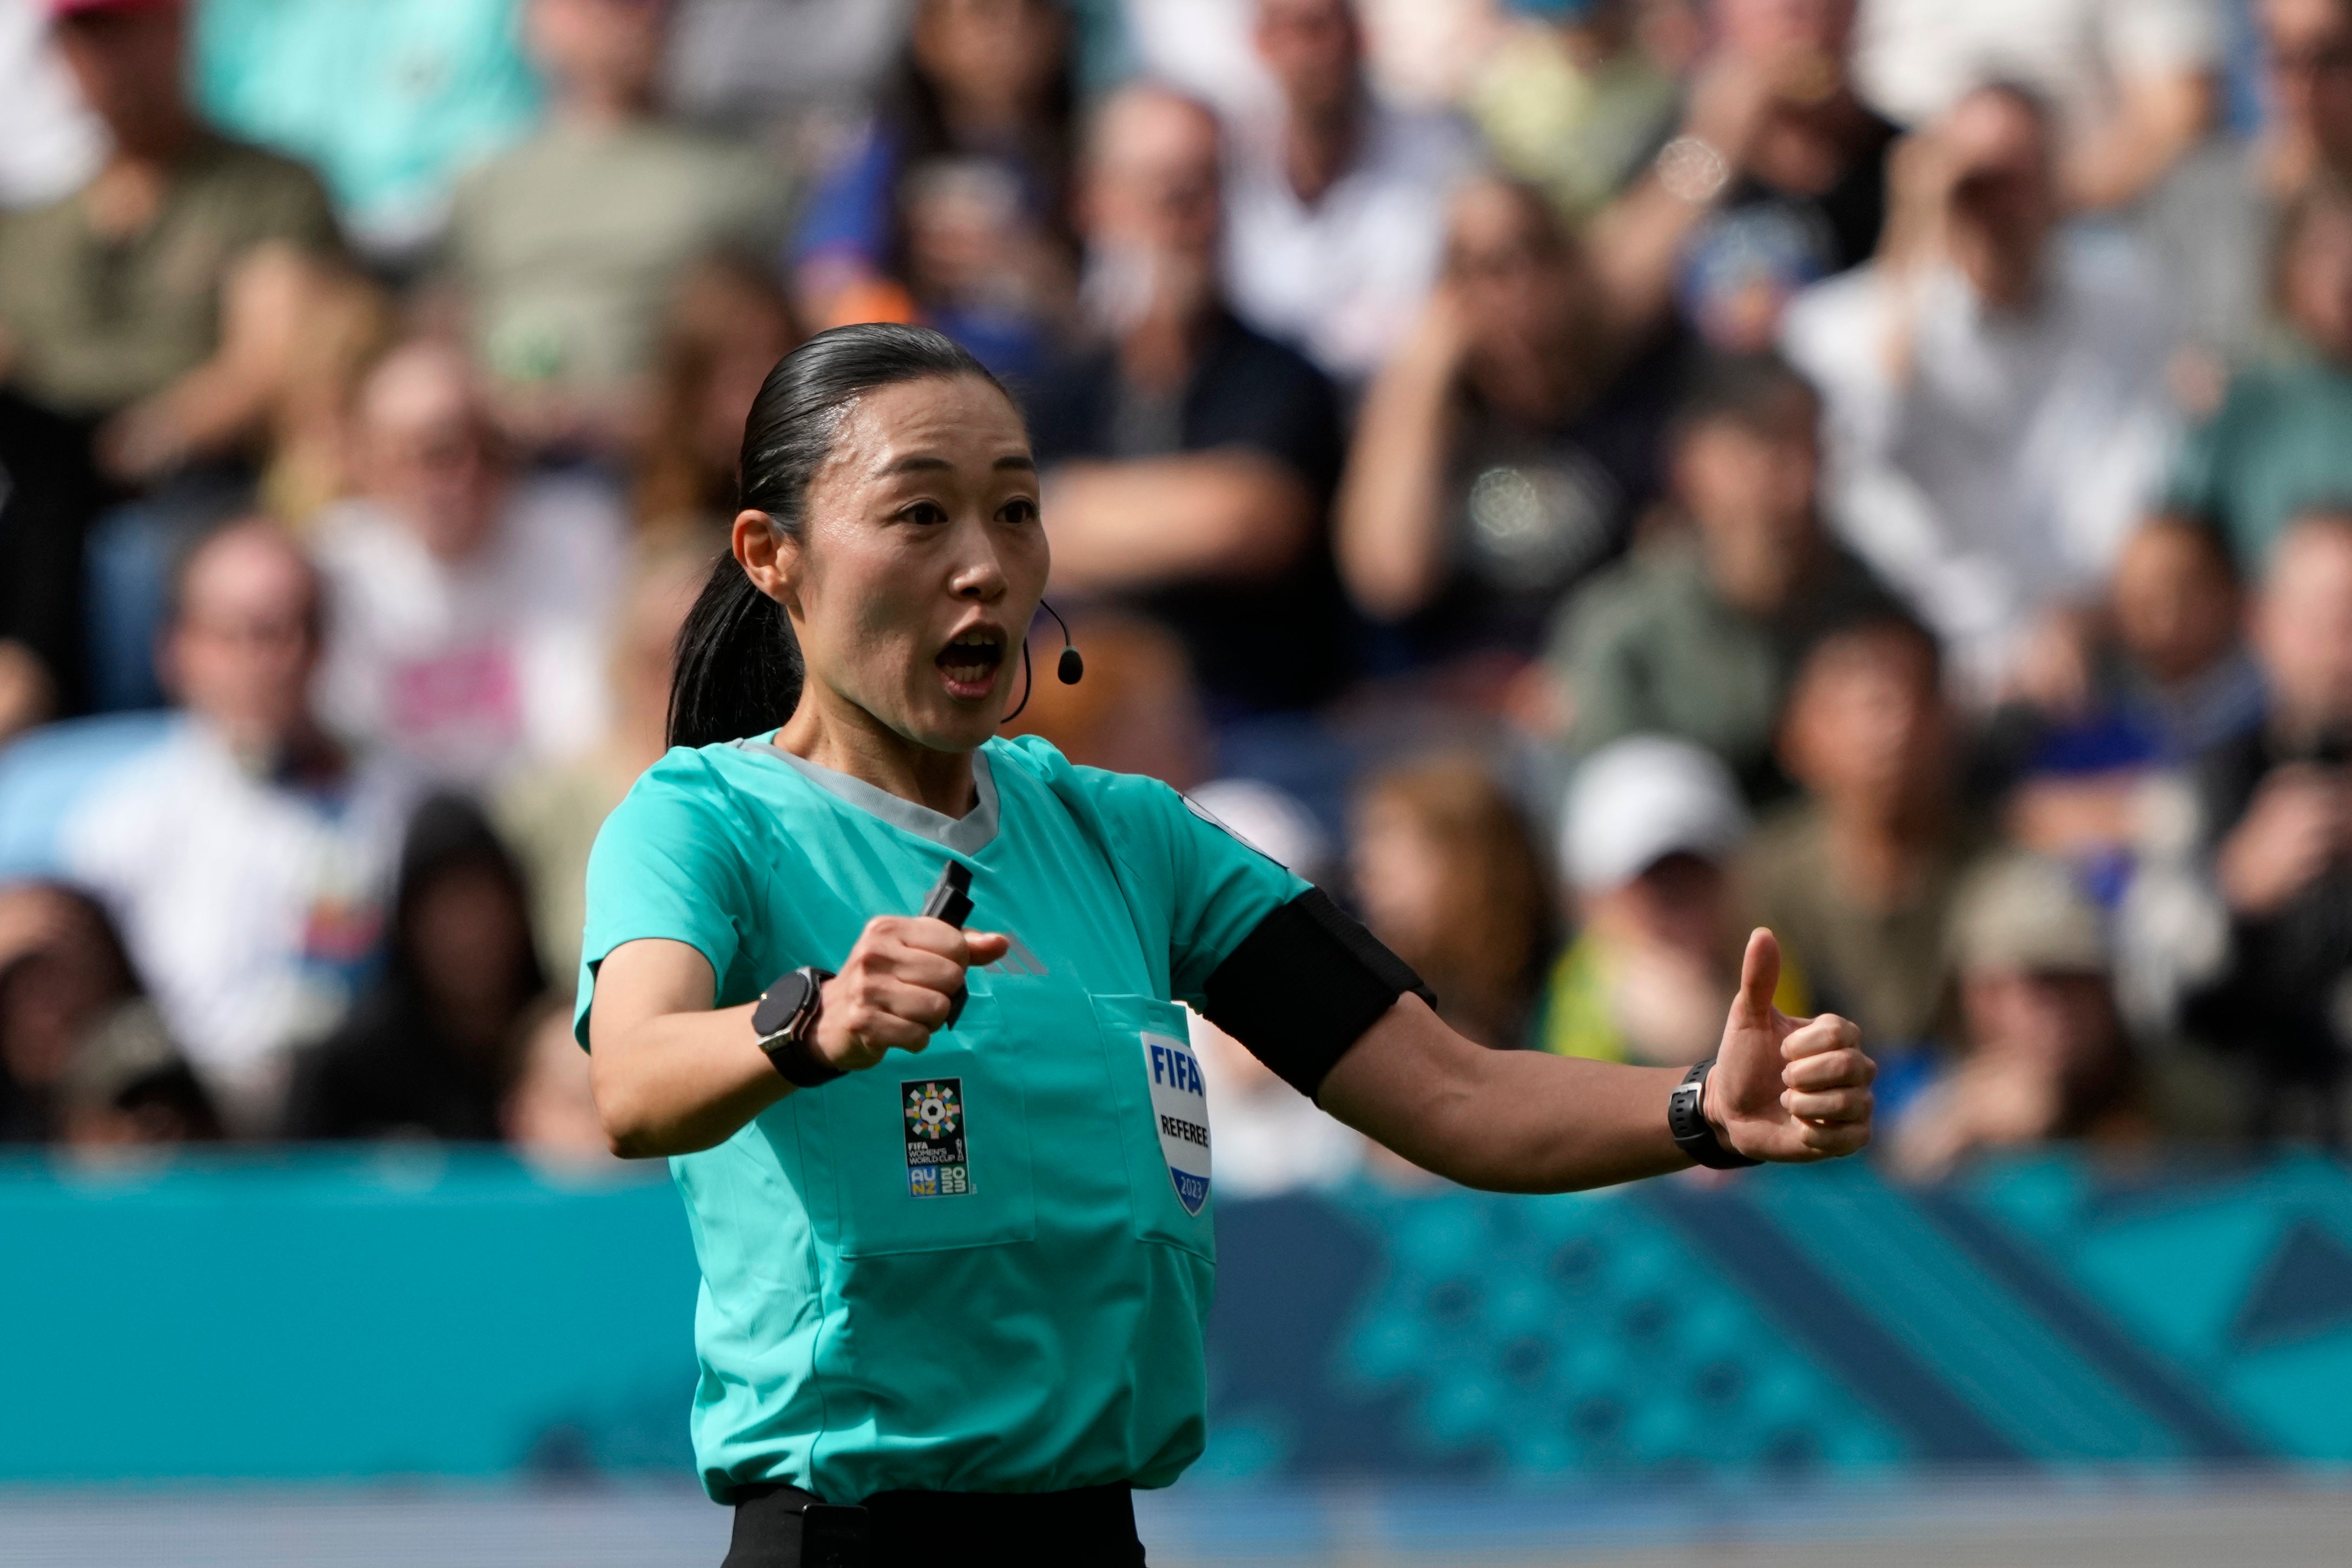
[1540,353,1904,803]
[1889,853,2150,1178]
[0,0,340,713]
[1540,735,1804,1067]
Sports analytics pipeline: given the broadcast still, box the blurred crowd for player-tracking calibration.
[3,0,2351,1186]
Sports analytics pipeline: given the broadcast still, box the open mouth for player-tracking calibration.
[935,627,1006,700]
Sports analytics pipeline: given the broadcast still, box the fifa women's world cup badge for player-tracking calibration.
[902,1079,970,1196]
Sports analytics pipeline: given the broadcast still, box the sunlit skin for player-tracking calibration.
[592,378,1872,1178]
[736,375,1048,809]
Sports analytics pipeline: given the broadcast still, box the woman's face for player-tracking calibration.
[762,375,1047,753]
[913,0,1067,117]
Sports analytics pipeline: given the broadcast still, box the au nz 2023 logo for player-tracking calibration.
[1142,1032,1211,1216]
[902,1078,970,1197]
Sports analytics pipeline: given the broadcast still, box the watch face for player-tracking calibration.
[752,970,813,1037]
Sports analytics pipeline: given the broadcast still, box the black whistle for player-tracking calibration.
[920,861,975,1027]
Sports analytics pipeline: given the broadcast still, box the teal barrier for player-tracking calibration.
[0,1152,695,1481]
[5,1149,2351,1484]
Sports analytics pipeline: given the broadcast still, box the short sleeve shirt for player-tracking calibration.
[445,122,789,392]
[576,733,1306,1503]
[1025,312,1351,713]
[0,131,339,415]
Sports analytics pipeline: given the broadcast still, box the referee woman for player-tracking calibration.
[581,324,1875,1567]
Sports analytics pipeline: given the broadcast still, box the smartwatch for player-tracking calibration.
[753,966,840,1088]
[1668,1058,1761,1170]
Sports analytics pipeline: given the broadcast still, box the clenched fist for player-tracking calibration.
[812,915,1011,1072]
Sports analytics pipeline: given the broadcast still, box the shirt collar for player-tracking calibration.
[736,737,999,855]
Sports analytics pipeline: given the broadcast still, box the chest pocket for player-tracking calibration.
[1088,993,1214,1261]
[824,990,1037,1258]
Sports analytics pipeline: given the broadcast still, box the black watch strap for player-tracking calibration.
[1668,1058,1761,1170]
[754,966,841,1089]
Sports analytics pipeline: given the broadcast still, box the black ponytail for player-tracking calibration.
[667,322,1012,750]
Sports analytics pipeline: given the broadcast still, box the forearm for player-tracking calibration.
[1334,350,1458,619]
[1045,453,1311,591]
[2064,72,2212,211]
[1318,996,1693,1193]
[1588,179,1707,335]
[1411,1054,1694,1193]
[590,998,789,1159]
[101,242,317,480]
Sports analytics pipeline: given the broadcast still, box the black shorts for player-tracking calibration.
[722,1480,1147,1568]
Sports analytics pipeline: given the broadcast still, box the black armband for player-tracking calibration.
[1199,888,1436,1100]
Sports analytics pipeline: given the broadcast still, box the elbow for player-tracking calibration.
[603,1121,663,1162]
[589,1066,670,1161]
[597,1103,660,1162]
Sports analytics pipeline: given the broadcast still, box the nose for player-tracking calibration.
[949,526,1008,602]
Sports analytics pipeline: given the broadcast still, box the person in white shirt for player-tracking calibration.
[312,339,629,790]
[1851,0,2220,210]
[1781,82,2181,706]
[59,519,421,1130]
[1220,0,1474,387]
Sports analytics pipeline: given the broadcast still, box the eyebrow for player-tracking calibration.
[875,453,1037,477]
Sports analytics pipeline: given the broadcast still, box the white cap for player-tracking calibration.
[1561,736,1750,894]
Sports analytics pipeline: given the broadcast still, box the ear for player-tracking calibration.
[732,510,798,610]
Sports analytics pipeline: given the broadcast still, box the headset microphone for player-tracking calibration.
[1043,600,1084,685]
[1002,599,1083,722]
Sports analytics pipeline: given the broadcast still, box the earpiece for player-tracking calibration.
[1002,599,1083,722]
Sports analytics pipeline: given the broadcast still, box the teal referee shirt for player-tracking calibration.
[576,733,1307,1503]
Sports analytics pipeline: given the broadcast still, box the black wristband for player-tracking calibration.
[1668,1059,1761,1170]
[766,1029,843,1089]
